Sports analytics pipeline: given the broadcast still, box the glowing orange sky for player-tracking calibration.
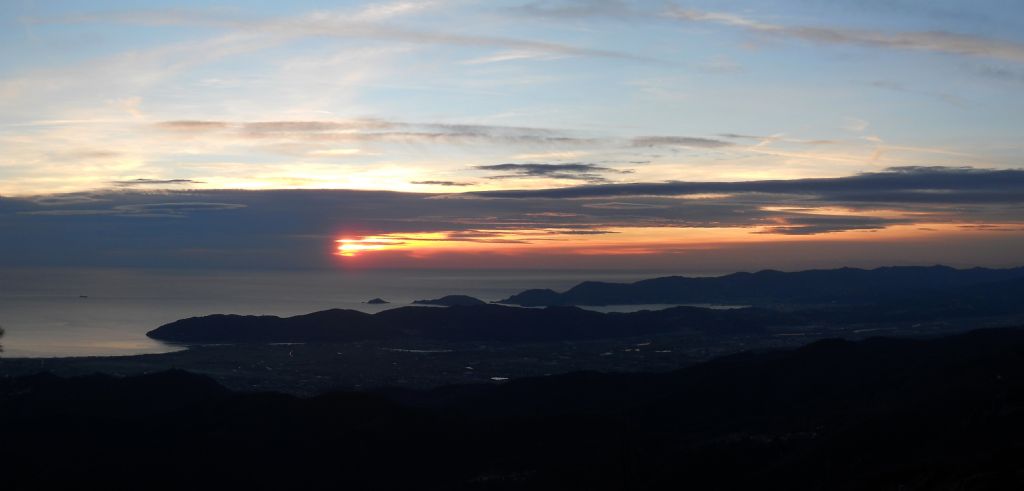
[334,223,1024,262]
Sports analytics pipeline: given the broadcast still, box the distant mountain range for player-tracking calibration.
[9,326,1024,489]
[499,265,1024,307]
[148,267,1024,345]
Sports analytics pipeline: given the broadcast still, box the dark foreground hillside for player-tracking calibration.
[5,327,1024,490]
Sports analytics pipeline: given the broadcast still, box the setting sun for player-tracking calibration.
[335,237,406,256]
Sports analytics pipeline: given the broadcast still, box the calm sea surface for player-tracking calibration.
[0,268,718,358]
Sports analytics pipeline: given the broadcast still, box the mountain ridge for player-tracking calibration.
[499,264,1024,306]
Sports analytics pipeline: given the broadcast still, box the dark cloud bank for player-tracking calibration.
[1,166,1022,269]
[470,166,1024,202]
[474,162,634,183]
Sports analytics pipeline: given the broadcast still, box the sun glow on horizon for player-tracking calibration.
[330,222,1016,261]
[335,236,408,256]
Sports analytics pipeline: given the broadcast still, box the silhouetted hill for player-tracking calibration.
[412,294,487,306]
[148,304,786,343]
[148,308,382,343]
[7,327,1024,489]
[499,265,1024,306]
[148,277,1024,345]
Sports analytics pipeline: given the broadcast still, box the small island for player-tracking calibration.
[365,298,390,304]
[411,295,487,307]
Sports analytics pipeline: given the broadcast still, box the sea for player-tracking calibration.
[0,267,722,358]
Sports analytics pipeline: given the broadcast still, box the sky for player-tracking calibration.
[1,0,1023,271]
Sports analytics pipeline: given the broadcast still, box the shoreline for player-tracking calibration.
[4,316,1015,395]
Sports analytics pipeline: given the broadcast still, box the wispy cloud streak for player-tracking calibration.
[36,6,653,62]
[666,8,1024,63]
